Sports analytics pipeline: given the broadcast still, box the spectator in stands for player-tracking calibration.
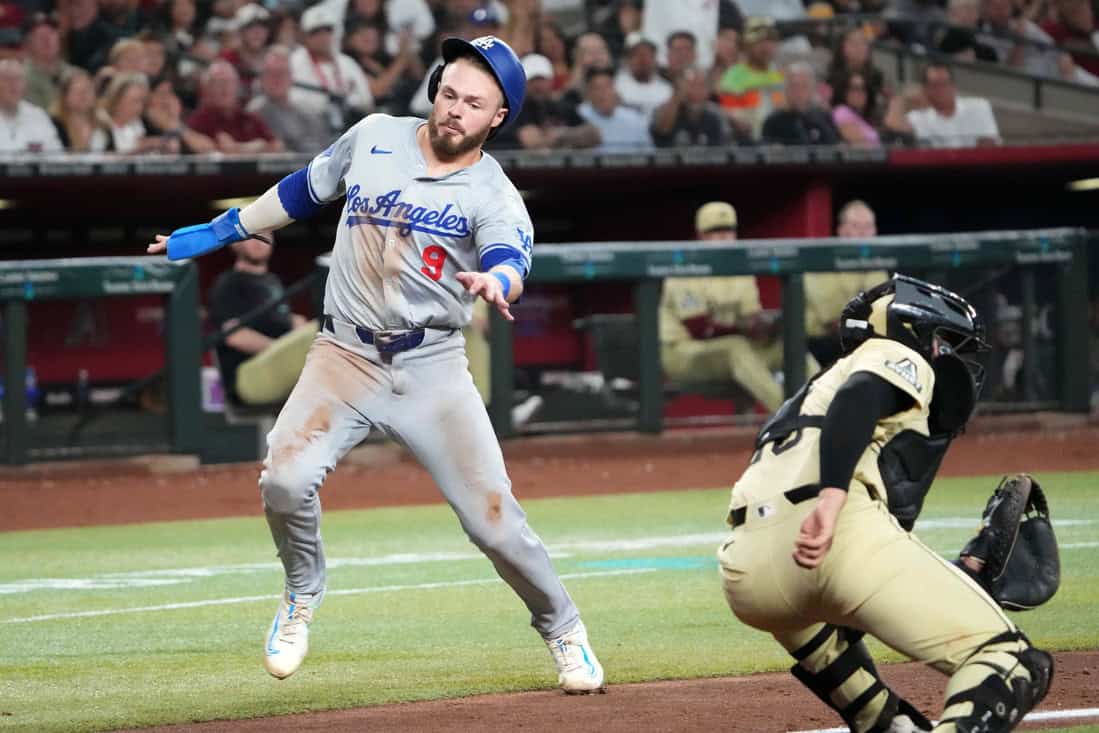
[187,60,283,153]
[139,31,170,86]
[642,0,736,70]
[578,66,653,152]
[410,7,503,117]
[208,232,318,406]
[98,0,141,39]
[49,67,113,152]
[247,46,332,153]
[1042,0,1099,78]
[105,38,146,76]
[535,21,572,92]
[935,0,1000,61]
[220,4,272,96]
[718,16,785,140]
[884,0,948,46]
[21,13,73,111]
[290,4,373,133]
[491,53,600,150]
[660,201,818,412]
[762,61,841,145]
[906,61,1000,147]
[63,0,117,71]
[143,78,216,153]
[501,0,540,58]
[826,26,886,102]
[98,71,179,154]
[0,58,62,152]
[804,200,890,366]
[736,0,809,22]
[564,31,613,104]
[978,0,1065,78]
[708,25,740,92]
[831,70,882,145]
[597,0,643,61]
[343,20,425,112]
[881,81,925,144]
[663,30,699,82]
[614,32,673,118]
[650,65,734,146]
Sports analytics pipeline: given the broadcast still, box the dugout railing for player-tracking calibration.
[0,257,201,465]
[478,228,1090,437]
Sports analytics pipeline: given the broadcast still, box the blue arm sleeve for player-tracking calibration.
[277,167,326,221]
[480,246,528,279]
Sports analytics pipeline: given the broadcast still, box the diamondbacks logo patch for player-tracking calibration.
[885,358,920,392]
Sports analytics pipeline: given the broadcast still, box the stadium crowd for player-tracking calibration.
[0,0,1097,155]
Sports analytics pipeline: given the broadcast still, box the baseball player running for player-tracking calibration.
[717,274,1053,732]
[146,35,605,694]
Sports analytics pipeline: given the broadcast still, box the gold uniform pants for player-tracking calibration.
[235,320,320,405]
[718,485,1035,732]
[662,336,819,412]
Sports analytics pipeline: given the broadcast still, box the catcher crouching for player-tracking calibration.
[717,274,1060,733]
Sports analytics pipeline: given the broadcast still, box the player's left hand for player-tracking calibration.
[793,487,848,569]
[457,271,513,322]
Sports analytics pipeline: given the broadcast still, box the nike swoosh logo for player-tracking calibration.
[370,145,392,154]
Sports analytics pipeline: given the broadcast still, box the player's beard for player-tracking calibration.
[427,114,492,158]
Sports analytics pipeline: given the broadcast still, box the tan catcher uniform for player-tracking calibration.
[717,337,1044,733]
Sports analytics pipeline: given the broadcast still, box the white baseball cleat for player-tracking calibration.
[263,590,320,679]
[545,620,605,694]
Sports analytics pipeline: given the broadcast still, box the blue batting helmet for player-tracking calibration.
[427,35,526,138]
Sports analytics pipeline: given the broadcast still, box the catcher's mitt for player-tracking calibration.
[959,474,1061,610]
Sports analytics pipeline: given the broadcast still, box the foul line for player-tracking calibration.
[791,706,1099,733]
[1,568,655,625]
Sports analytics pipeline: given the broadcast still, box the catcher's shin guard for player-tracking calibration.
[790,625,933,733]
[937,631,1053,733]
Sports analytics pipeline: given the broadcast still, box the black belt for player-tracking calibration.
[729,483,822,528]
[323,314,429,354]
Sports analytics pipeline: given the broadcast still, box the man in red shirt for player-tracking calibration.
[1042,0,1099,77]
[187,59,283,153]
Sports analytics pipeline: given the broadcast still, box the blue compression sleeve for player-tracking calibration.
[479,246,528,278]
[277,167,325,221]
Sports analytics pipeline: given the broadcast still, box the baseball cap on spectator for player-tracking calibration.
[301,5,338,34]
[743,16,779,45]
[23,11,58,34]
[806,2,835,19]
[521,53,553,81]
[234,4,270,31]
[696,202,738,234]
[624,31,657,53]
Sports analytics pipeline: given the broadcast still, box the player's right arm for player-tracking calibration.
[794,368,916,569]
[147,119,367,260]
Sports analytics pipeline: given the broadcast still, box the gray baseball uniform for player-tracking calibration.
[259,114,580,639]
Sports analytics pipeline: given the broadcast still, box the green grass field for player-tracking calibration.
[2,471,1097,732]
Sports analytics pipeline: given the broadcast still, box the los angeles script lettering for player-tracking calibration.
[345,185,471,237]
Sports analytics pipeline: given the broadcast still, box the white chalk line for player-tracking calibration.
[2,568,656,624]
[791,706,1099,733]
[3,526,1096,595]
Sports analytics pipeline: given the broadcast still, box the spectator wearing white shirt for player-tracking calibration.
[614,32,673,118]
[0,59,63,154]
[289,4,373,134]
[906,62,1000,148]
[642,0,718,69]
[978,0,1099,85]
[577,66,653,153]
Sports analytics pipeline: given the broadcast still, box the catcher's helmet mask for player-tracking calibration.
[427,36,526,141]
[840,274,991,424]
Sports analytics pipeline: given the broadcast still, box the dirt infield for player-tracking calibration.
[123,651,1099,733]
[5,417,1099,732]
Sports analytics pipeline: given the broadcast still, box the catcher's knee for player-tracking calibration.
[790,625,931,733]
[939,632,1053,733]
